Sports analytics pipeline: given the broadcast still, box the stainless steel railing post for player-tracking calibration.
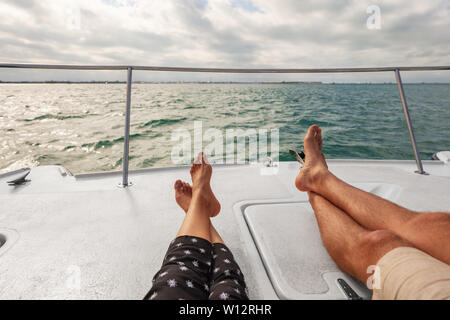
[394,69,425,174]
[120,67,133,186]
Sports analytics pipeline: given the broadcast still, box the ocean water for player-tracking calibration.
[1,83,449,174]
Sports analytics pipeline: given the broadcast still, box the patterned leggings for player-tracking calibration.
[144,235,249,300]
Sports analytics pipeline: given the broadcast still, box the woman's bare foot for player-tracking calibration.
[174,179,192,213]
[189,152,221,217]
[174,179,225,244]
[295,125,329,192]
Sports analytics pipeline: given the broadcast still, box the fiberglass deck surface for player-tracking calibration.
[0,160,449,299]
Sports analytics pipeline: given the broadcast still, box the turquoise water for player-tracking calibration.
[1,83,449,174]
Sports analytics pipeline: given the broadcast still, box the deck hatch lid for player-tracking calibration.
[244,202,371,300]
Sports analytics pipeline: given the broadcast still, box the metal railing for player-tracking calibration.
[2,63,450,186]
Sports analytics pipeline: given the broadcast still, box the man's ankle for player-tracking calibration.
[314,169,332,192]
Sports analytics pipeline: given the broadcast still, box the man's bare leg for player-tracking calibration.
[296,125,450,264]
[176,153,221,241]
[308,191,412,283]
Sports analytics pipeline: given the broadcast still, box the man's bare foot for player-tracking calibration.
[174,179,192,213]
[295,125,329,192]
[189,152,221,217]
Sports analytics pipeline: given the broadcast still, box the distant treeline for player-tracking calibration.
[0,80,126,84]
[0,80,322,84]
[0,81,448,84]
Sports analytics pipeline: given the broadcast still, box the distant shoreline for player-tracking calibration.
[1,81,449,84]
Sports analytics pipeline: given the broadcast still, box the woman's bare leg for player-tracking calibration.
[176,153,221,241]
[174,176,248,300]
[174,178,224,244]
[296,125,450,264]
[209,223,225,245]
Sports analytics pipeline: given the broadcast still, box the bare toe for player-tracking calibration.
[183,182,192,193]
[190,152,212,186]
[318,128,322,150]
[175,180,192,213]
[174,179,183,189]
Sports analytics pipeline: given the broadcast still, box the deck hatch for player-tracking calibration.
[244,202,371,299]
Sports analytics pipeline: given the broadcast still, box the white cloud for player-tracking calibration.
[0,0,449,82]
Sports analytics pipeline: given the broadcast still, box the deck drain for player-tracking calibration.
[0,234,6,248]
[0,229,20,257]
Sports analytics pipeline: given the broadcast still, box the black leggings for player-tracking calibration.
[144,235,249,300]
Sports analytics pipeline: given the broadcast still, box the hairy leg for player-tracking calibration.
[296,125,450,264]
[308,192,412,283]
[396,211,450,264]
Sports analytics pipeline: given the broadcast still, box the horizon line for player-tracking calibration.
[1,81,449,84]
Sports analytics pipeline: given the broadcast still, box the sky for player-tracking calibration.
[0,0,449,82]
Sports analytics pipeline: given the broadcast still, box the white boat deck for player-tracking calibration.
[0,160,449,299]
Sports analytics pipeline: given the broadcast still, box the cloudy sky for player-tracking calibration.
[0,0,449,82]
